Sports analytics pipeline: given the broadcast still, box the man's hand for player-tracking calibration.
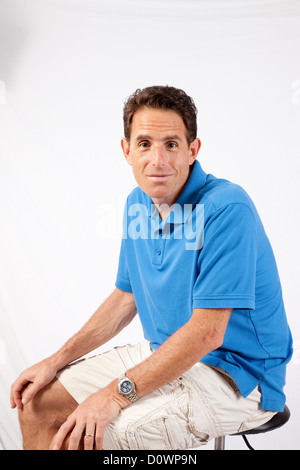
[10,358,58,410]
[10,290,136,412]
[49,383,128,450]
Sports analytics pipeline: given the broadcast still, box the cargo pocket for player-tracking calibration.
[126,416,176,450]
[185,386,214,445]
[124,380,208,450]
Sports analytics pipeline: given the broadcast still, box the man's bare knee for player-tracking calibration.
[20,378,76,420]
[18,378,78,449]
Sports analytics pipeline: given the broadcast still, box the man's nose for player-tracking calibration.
[150,145,167,166]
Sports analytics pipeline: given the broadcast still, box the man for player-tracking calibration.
[10,86,292,450]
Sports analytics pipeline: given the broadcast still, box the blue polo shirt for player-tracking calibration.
[115,160,293,412]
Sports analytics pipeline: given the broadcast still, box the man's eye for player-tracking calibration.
[139,141,149,148]
[168,142,177,148]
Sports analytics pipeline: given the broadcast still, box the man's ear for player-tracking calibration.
[121,138,132,166]
[189,138,201,165]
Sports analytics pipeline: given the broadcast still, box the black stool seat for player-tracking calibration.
[233,405,290,436]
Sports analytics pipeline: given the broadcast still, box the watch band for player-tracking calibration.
[127,390,140,403]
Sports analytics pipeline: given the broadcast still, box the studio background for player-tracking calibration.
[0,0,299,450]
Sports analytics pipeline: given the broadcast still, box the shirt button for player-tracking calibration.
[157,250,161,255]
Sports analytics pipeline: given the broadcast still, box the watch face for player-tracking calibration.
[120,380,133,394]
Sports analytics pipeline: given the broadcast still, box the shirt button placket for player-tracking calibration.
[152,238,165,266]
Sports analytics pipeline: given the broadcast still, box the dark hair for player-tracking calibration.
[123,85,198,144]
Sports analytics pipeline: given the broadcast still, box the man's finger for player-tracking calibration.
[83,432,95,451]
[20,381,43,406]
[10,377,30,409]
[83,418,96,450]
[10,392,23,410]
[95,423,105,450]
[50,416,76,450]
[68,422,86,450]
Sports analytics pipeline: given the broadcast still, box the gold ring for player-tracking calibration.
[85,433,94,438]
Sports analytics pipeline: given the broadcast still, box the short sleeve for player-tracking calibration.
[192,203,257,310]
[115,238,132,293]
[115,201,132,293]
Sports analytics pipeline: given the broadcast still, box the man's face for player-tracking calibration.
[121,107,201,209]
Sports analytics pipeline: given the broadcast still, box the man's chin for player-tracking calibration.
[146,188,172,201]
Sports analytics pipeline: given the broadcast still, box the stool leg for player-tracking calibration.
[214,436,225,450]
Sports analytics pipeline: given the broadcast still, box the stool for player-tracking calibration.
[214,405,290,450]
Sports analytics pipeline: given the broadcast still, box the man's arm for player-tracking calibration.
[10,288,137,409]
[50,307,232,450]
[126,307,232,397]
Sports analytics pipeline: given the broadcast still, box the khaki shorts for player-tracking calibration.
[56,341,276,450]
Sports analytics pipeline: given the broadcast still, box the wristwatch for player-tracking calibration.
[118,373,140,403]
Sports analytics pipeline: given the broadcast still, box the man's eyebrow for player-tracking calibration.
[162,134,183,142]
[134,134,183,142]
[134,134,153,142]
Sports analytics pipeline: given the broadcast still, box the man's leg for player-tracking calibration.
[18,377,80,450]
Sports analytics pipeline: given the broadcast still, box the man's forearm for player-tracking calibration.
[117,307,232,401]
[49,307,232,450]
[50,288,137,371]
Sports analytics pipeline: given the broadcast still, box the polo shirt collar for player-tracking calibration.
[147,159,207,224]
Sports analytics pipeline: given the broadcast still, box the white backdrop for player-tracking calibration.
[0,0,299,450]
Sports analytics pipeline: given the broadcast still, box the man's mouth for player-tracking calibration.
[147,174,173,181]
